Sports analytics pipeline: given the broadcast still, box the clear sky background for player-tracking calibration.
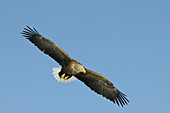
[0,0,169,113]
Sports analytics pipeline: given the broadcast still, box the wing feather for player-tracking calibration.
[75,69,129,107]
[21,26,72,67]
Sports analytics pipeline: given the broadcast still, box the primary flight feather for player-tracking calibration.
[21,26,129,107]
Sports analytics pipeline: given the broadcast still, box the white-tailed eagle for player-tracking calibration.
[21,26,129,107]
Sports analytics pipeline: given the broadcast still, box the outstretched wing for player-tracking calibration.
[21,26,72,67]
[75,69,129,107]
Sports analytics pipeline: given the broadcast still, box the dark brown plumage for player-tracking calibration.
[75,70,129,106]
[21,26,129,107]
[22,26,72,67]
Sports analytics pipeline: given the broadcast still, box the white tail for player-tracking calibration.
[52,67,77,83]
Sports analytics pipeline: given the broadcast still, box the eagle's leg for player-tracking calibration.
[59,71,71,80]
[62,74,72,80]
[61,73,66,78]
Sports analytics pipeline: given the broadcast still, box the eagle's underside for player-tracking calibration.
[21,26,129,107]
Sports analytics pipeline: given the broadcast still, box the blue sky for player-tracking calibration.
[0,0,169,113]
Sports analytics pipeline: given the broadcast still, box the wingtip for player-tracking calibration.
[115,91,129,107]
[21,25,40,38]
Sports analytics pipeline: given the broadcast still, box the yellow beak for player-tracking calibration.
[82,69,86,74]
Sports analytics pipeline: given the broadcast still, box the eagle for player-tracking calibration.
[21,26,129,107]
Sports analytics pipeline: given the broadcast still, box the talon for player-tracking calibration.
[61,73,65,78]
[64,76,69,80]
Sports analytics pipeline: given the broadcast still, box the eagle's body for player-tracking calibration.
[21,26,129,107]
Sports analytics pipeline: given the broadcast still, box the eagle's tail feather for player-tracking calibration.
[52,67,77,83]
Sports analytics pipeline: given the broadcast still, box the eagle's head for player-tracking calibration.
[71,61,86,74]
